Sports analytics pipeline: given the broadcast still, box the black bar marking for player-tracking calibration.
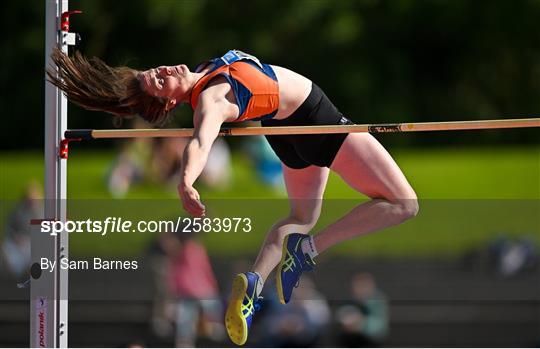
[64,129,93,140]
[368,124,402,133]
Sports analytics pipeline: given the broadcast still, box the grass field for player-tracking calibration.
[1,146,539,258]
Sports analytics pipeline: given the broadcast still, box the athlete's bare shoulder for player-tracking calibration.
[271,65,312,119]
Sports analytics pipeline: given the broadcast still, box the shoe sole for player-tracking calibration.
[225,273,249,346]
[276,234,291,305]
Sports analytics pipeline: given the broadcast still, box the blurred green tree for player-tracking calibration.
[1,0,538,149]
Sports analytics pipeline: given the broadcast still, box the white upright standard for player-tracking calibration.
[30,0,70,347]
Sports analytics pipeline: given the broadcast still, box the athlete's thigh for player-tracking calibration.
[330,133,416,200]
[282,163,329,222]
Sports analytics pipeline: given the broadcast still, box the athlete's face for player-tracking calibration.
[138,64,192,108]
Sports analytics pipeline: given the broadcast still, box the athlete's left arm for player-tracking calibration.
[178,85,234,216]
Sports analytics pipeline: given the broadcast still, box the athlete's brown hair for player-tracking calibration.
[46,48,170,124]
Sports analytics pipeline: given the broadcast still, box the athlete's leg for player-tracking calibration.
[252,164,329,282]
[225,164,328,344]
[314,133,419,253]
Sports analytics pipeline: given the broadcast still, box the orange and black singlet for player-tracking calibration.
[189,50,279,122]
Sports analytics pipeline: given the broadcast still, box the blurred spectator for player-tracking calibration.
[107,120,232,198]
[199,138,232,190]
[464,234,539,276]
[245,136,284,190]
[149,226,224,347]
[335,272,389,347]
[106,120,153,198]
[260,276,331,347]
[147,233,173,339]
[1,181,43,277]
[489,235,538,276]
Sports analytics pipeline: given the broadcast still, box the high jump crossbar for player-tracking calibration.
[65,118,540,140]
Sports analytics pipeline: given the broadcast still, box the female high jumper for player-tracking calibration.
[48,49,418,346]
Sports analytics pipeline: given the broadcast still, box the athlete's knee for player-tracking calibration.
[394,197,419,222]
[405,198,419,219]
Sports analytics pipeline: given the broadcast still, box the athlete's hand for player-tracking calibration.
[178,183,206,217]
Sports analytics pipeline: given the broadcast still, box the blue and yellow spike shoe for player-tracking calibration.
[225,272,262,346]
[276,233,316,304]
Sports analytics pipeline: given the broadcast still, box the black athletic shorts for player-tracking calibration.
[262,83,353,169]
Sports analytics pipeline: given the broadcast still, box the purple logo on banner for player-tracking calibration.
[35,297,47,347]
